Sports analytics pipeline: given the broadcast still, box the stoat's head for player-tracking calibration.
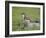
[21,13,25,18]
[21,13,25,15]
[22,15,24,18]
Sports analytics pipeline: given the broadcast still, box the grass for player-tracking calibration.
[12,7,40,31]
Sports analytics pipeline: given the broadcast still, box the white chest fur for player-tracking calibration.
[22,15,24,19]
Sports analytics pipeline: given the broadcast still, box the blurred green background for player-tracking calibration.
[12,7,40,31]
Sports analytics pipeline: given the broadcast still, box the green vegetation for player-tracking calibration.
[12,7,40,31]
